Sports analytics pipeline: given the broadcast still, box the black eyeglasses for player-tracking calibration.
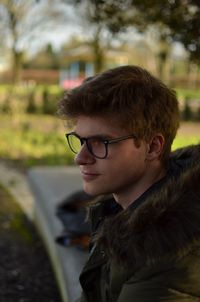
[65,132,136,159]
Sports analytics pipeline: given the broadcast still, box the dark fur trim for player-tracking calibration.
[96,144,200,267]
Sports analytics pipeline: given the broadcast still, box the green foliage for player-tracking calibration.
[180,95,200,121]
[196,106,200,122]
[0,113,74,168]
[0,184,34,244]
[172,136,200,150]
[76,0,200,63]
[26,90,37,114]
[0,84,64,116]
[182,99,193,121]
[41,87,60,115]
[176,88,200,100]
[42,88,51,114]
[1,98,11,114]
[0,89,14,114]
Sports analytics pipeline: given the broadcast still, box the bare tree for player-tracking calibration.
[0,0,70,83]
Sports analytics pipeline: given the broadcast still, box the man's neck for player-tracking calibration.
[113,164,166,209]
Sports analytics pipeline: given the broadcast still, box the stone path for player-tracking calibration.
[28,166,86,302]
[0,162,88,302]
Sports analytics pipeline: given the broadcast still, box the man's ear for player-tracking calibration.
[146,134,165,161]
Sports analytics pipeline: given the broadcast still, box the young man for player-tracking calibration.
[59,65,200,302]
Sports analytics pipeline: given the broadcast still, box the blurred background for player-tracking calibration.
[0,0,200,170]
[0,2,200,300]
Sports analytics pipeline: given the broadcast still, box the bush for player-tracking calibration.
[26,90,37,114]
[1,98,11,114]
[195,106,200,122]
[182,98,193,121]
[1,90,12,114]
[41,87,61,115]
[41,88,54,114]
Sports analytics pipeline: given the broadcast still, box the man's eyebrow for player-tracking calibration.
[74,132,114,139]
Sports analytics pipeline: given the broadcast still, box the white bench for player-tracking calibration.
[28,166,88,302]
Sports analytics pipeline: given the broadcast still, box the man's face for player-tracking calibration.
[74,115,149,204]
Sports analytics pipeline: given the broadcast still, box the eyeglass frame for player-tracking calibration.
[65,132,137,159]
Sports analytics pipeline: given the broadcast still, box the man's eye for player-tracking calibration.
[89,138,103,146]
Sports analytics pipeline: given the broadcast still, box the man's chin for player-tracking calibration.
[83,183,105,196]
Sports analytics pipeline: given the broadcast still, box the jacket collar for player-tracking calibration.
[95,144,200,267]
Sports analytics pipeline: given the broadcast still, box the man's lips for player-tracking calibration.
[81,170,100,181]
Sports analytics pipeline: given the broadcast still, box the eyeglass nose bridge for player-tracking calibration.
[80,137,107,159]
[79,137,94,156]
[79,137,86,146]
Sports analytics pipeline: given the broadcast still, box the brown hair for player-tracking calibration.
[58,65,180,162]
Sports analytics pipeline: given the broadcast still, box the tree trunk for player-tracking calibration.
[157,50,167,81]
[92,26,104,73]
[11,49,23,84]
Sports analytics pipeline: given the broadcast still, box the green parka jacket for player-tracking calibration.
[78,144,200,302]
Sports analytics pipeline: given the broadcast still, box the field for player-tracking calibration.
[172,122,200,149]
[0,113,74,168]
[0,113,199,169]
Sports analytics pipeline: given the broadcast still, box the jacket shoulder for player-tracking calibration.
[117,243,200,302]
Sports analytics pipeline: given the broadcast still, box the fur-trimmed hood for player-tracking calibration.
[95,144,200,267]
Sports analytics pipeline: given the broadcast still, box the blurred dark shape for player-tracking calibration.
[55,190,93,250]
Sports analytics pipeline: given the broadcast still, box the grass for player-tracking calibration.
[175,88,200,100]
[172,136,200,150]
[0,113,75,168]
[0,113,199,169]
[0,183,33,243]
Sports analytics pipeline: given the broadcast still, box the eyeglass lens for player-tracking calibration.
[68,134,82,154]
[68,134,107,158]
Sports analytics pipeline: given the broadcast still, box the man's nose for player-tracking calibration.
[75,143,95,165]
